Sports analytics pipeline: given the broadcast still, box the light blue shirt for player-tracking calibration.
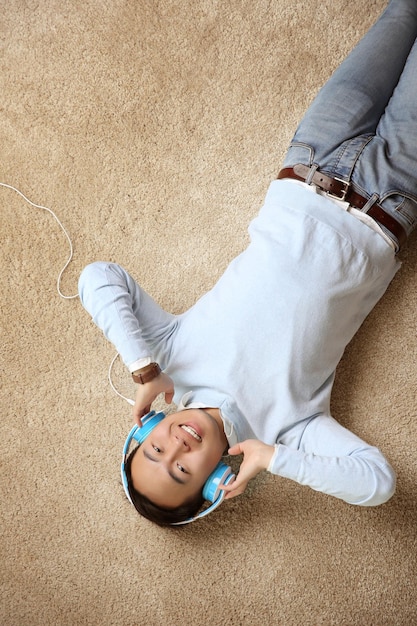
[79,180,400,506]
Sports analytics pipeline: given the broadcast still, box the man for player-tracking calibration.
[79,0,417,525]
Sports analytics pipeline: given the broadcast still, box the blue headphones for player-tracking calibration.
[121,411,235,525]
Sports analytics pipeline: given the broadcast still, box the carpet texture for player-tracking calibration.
[1,1,416,625]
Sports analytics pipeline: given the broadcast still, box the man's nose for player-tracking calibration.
[164,434,188,462]
[172,432,189,449]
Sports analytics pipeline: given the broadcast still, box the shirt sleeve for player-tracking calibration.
[78,262,175,368]
[268,414,396,506]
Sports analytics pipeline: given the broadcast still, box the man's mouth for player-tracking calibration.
[180,424,202,442]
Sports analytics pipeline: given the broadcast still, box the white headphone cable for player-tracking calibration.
[1,181,135,406]
[0,181,78,299]
[108,352,135,406]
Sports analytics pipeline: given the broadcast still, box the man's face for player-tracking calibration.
[130,409,227,508]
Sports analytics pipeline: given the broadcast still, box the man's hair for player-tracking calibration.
[124,447,205,527]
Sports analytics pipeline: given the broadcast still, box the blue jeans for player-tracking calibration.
[282,0,417,249]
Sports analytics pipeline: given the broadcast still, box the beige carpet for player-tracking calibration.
[1,1,416,624]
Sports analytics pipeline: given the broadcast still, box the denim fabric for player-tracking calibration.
[283,0,417,247]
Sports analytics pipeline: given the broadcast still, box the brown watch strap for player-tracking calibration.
[132,362,161,384]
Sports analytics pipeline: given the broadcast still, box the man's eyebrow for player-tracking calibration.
[142,449,187,485]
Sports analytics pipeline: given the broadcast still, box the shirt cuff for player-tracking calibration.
[267,444,280,472]
[128,356,152,373]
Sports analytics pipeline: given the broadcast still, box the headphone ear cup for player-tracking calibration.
[132,411,166,444]
[202,461,234,503]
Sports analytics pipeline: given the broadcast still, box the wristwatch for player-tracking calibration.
[131,362,161,384]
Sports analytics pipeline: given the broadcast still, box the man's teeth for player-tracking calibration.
[180,425,202,441]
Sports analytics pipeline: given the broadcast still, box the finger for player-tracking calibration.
[224,491,241,500]
[220,478,246,494]
[227,444,243,456]
[223,484,246,499]
[133,405,149,426]
[165,391,174,404]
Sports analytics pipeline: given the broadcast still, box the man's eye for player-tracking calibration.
[152,445,162,453]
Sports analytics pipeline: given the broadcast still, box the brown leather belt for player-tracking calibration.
[277,164,407,249]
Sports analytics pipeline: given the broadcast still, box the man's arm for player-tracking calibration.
[269,414,396,506]
[221,415,396,506]
[78,261,176,421]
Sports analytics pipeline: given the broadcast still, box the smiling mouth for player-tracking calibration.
[180,424,202,442]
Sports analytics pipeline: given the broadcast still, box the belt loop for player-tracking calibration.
[361,193,379,213]
[306,164,318,185]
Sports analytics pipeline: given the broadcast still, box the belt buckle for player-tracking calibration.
[327,176,350,202]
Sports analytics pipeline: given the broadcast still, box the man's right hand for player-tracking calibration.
[133,372,175,426]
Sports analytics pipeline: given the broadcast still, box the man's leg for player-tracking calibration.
[351,35,417,247]
[283,0,417,167]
